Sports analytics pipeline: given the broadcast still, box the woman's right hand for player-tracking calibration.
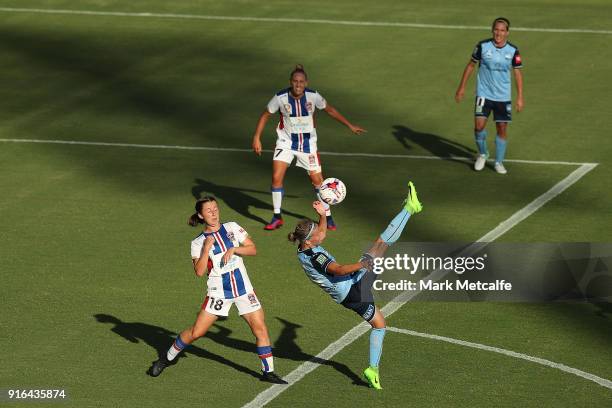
[313,200,326,216]
[252,138,262,156]
[203,235,215,253]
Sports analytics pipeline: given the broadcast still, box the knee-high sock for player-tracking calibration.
[257,345,275,373]
[314,186,331,216]
[167,334,188,361]
[495,135,507,163]
[271,187,284,215]
[475,129,488,156]
[369,328,386,368]
[380,208,411,245]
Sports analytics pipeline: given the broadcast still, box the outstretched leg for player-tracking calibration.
[363,308,386,390]
[148,310,218,377]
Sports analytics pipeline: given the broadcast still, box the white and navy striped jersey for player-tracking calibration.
[267,88,327,153]
[191,222,254,299]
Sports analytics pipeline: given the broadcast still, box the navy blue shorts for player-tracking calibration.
[341,274,376,322]
[474,97,512,122]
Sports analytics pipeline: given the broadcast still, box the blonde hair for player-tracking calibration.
[288,219,315,245]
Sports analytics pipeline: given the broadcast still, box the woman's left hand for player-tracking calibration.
[349,124,367,135]
[222,247,236,265]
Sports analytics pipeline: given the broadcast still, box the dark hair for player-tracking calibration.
[188,196,217,227]
[492,17,510,30]
[290,64,308,80]
[288,219,315,245]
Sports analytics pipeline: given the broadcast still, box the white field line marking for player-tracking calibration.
[387,326,612,390]
[243,163,598,408]
[0,7,611,35]
[0,139,596,167]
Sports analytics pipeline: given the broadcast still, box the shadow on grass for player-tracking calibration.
[392,124,475,169]
[191,178,309,225]
[94,314,261,379]
[95,313,367,386]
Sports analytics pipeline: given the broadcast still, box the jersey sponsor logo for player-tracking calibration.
[362,304,375,321]
[315,253,328,265]
[505,53,513,59]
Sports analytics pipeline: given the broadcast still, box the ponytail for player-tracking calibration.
[290,64,307,80]
[188,213,203,227]
[188,196,217,227]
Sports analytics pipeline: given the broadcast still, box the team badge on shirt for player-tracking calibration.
[284,104,292,114]
[248,293,258,305]
[306,102,313,112]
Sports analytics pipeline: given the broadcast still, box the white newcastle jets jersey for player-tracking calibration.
[191,222,254,299]
[267,88,327,153]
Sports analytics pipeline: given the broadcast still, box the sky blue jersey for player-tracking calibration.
[297,246,365,303]
[472,39,523,101]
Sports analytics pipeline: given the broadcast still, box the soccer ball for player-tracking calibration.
[319,178,347,205]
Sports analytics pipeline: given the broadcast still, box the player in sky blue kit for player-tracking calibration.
[455,17,524,174]
[288,182,423,390]
[252,64,366,231]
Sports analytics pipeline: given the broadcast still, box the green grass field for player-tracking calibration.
[1,1,611,407]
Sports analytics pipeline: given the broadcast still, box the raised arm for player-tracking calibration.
[324,104,366,134]
[193,235,215,277]
[313,200,327,239]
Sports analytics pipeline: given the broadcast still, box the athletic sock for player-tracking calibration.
[271,187,284,216]
[314,186,332,216]
[495,135,507,163]
[380,208,411,245]
[167,334,188,361]
[257,345,275,373]
[475,129,488,156]
[369,328,386,368]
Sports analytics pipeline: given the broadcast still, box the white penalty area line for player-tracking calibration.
[387,326,612,390]
[1,7,611,35]
[0,138,596,167]
[243,162,598,407]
